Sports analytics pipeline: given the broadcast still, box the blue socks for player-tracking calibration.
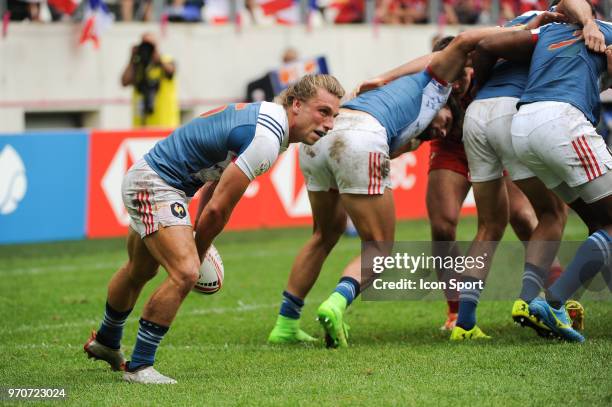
[128,318,169,371]
[96,302,132,350]
[333,277,360,306]
[279,290,304,319]
[546,230,611,308]
[456,277,484,331]
[519,262,547,303]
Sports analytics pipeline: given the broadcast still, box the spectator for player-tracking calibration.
[165,0,203,22]
[8,0,44,21]
[377,0,429,24]
[282,47,299,64]
[444,0,484,25]
[500,0,548,21]
[121,0,152,21]
[121,33,180,128]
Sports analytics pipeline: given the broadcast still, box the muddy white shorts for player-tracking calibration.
[299,110,392,195]
[122,159,192,238]
[463,97,535,182]
[512,101,612,203]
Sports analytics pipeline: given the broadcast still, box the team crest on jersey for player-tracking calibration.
[254,160,271,176]
[171,202,187,219]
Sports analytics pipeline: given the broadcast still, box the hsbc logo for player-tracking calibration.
[102,138,161,225]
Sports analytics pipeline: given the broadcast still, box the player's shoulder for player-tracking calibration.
[256,102,288,142]
[258,102,288,125]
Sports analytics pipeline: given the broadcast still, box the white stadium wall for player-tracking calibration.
[0,23,461,132]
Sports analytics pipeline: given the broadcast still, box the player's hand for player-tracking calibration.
[343,78,386,102]
[356,77,387,95]
[526,11,568,30]
[583,20,606,53]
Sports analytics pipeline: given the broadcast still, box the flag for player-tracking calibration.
[47,0,80,15]
[79,0,114,48]
[259,0,317,25]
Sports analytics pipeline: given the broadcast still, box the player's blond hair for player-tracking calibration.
[276,74,345,108]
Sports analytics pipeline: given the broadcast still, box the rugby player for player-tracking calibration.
[451,0,602,340]
[424,36,557,331]
[267,23,554,348]
[474,1,611,342]
[83,74,344,383]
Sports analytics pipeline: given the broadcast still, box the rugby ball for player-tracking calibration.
[193,244,224,295]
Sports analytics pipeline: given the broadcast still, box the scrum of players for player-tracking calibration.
[84,0,611,384]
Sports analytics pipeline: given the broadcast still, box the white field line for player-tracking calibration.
[4,303,279,335]
[0,246,358,277]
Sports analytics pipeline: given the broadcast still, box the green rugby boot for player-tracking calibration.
[267,315,317,344]
[317,293,350,348]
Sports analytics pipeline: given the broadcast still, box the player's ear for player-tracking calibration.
[292,98,302,114]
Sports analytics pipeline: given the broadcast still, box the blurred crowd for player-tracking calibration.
[5,0,610,24]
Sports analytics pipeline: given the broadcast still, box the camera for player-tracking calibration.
[134,41,155,67]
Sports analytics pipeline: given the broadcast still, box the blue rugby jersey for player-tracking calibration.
[519,20,612,124]
[144,101,288,197]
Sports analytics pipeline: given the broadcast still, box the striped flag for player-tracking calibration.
[79,0,114,48]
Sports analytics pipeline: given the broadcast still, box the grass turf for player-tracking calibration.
[0,215,610,406]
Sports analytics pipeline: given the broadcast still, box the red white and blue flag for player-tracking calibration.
[205,0,317,25]
[80,0,114,48]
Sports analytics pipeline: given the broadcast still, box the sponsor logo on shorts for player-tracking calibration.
[171,202,187,219]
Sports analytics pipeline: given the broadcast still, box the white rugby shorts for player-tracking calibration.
[512,101,612,203]
[299,110,391,195]
[122,159,192,238]
[463,97,535,182]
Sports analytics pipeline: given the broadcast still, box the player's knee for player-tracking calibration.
[431,218,457,241]
[125,261,159,285]
[509,208,536,240]
[170,262,200,294]
[313,224,343,251]
[477,218,506,241]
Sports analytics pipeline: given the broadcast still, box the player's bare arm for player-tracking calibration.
[195,181,219,221]
[195,163,250,259]
[355,52,439,95]
[557,0,605,52]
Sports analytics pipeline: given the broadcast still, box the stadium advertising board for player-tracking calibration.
[0,132,89,244]
[86,129,451,238]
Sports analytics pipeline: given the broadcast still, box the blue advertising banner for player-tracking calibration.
[0,132,89,244]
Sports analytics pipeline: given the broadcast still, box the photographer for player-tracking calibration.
[121,33,180,128]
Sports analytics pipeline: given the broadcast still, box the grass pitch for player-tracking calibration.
[0,215,610,406]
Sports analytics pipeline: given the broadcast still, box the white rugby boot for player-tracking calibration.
[123,366,177,384]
